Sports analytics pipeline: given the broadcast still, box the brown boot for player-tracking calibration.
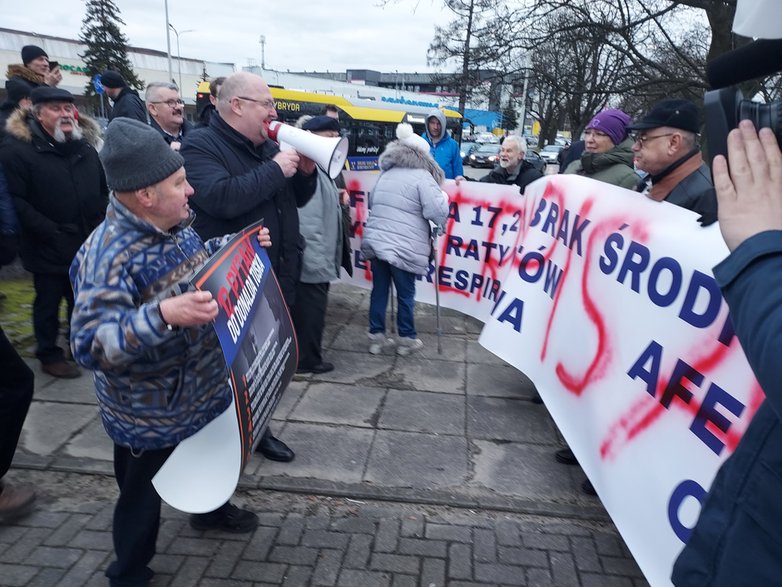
[42,360,81,379]
[0,482,36,521]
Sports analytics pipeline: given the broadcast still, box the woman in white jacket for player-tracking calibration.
[361,123,449,355]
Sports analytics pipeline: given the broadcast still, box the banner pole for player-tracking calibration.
[431,222,442,354]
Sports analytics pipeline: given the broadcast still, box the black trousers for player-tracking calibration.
[106,444,174,587]
[32,273,74,364]
[291,281,330,369]
[0,327,34,480]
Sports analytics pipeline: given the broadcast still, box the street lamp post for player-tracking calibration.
[164,0,172,84]
[168,24,194,92]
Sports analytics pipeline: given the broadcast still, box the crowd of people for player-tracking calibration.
[0,20,780,583]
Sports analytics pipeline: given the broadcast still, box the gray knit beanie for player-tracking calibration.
[100,118,184,192]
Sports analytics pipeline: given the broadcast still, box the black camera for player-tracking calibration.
[704,38,782,163]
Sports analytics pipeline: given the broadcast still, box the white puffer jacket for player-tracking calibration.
[361,140,448,275]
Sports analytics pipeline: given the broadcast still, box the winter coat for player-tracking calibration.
[109,87,147,123]
[422,109,464,179]
[0,109,108,274]
[0,169,18,266]
[564,137,638,190]
[0,101,17,139]
[197,103,216,128]
[298,167,343,283]
[180,113,316,305]
[361,141,449,276]
[5,64,45,92]
[149,115,193,145]
[637,151,717,226]
[665,165,717,226]
[480,159,543,194]
[70,197,233,451]
[671,230,782,586]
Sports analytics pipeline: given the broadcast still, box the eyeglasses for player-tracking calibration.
[236,96,276,109]
[151,99,184,108]
[632,133,674,146]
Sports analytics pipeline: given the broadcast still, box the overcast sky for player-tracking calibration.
[4,0,450,73]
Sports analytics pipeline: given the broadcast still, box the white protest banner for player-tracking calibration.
[341,170,762,587]
[342,170,524,320]
[478,175,762,587]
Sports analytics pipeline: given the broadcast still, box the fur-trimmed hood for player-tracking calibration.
[5,107,103,149]
[379,140,445,185]
[6,63,44,85]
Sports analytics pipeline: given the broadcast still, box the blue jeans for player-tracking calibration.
[368,259,417,338]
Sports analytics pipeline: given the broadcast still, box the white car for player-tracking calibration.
[476,132,499,144]
[539,144,564,164]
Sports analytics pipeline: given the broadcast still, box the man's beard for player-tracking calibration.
[52,119,82,143]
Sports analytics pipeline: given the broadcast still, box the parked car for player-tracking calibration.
[475,132,499,144]
[539,144,565,164]
[525,150,547,173]
[460,141,479,164]
[469,143,501,168]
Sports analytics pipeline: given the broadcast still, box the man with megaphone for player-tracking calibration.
[181,72,317,463]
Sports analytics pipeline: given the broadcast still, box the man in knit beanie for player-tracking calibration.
[5,45,61,90]
[69,118,270,587]
[101,69,147,123]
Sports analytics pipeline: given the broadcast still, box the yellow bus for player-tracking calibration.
[196,82,462,171]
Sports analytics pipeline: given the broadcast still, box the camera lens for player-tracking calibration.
[738,99,782,144]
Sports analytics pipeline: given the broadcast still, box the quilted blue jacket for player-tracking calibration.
[69,196,232,451]
[672,230,782,585]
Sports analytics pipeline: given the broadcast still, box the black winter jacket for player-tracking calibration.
[109,87,147,123]
[0,109,108,274]
[180,113,316,305]
[149,116,193,145]
[480,160,543,194]
[663,164,717,227]
[5,64,45,92]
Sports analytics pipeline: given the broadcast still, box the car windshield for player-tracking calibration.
[542,145,562,152]
[476,144,501,154]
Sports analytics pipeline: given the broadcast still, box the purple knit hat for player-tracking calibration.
[586,109,631,145]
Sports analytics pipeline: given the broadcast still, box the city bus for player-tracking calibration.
[196,82,463,171]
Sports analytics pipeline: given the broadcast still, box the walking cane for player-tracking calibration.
[389,283,396,335]
[430,221,443,354]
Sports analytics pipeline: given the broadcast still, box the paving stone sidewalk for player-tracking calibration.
[1,281,651,585]
[0,470,649,587]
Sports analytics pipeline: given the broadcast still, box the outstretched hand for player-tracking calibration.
[159,291,218,327]
[714,120,782,251]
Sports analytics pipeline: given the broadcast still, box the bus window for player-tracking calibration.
[354,122,383,157]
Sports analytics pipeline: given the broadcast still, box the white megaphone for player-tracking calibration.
[266,121,349,179]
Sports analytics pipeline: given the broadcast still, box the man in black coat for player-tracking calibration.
[0,79,31,138]
[0,87,108,378]
[0,171,36,521]
[102,70,147,123]
[5,45,61,91]
[480,135,543,194]
[181,71,316,462]
[145,82,192,151]
[629,99,717,226]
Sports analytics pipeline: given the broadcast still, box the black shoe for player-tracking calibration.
[296,361,334,374]
[255,434,295,462]
[555,448,579,466]
[581,479,597,496]
[42,360,81,379]
[531,391,543,404]
[189,502,258,533]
